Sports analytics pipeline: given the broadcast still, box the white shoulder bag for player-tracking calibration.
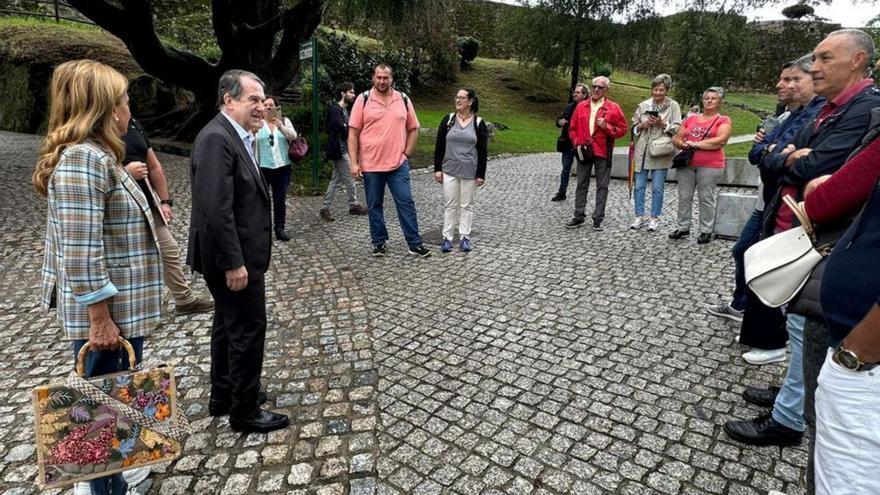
[744,195,829,308]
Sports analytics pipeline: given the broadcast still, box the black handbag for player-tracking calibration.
[672,116,720,169]
[575,143,594,163]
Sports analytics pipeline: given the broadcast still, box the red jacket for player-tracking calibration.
[568,98,628,159]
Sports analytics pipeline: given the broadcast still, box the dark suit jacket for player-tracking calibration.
[187,112,272,278]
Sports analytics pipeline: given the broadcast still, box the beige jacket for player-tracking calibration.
[631,97,683,170]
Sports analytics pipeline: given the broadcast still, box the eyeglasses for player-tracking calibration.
[454,96,469,101]
[591,85,607,90]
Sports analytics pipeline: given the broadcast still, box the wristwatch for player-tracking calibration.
[160,199,174,207]
[833,345,878,371]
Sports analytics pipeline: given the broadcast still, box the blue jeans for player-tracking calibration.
[772,313,806,432]
[633,168,668,218]
[731,209,764,311]
[557,150,575,195]
[71,337,144,495]
[362,161,423,248]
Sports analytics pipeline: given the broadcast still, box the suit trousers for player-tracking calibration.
[151,209,195,306]
[205,271,267,418]
[573,157,611,224]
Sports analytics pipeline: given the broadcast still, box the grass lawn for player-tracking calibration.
[410,59,765,163]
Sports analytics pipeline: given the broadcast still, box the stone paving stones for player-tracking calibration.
[0,131,808,494]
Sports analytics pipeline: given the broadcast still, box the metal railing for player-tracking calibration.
[0,0,94,25]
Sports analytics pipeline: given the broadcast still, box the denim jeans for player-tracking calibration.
[71,337,144,495]
[557,149,575,195]
[261,165,291,231]
[771,313,807,432]
[633,168,668,218]
[731,209,764,311]
[362,161,423,248]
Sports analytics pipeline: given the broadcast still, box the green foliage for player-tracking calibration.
[149,0,218,60]
[781,3,815,20]
[457,36,480,69]
[669,10,750,106]
[591,62,613,78]
[307,29,412,102]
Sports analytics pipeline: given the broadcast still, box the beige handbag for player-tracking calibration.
[744,195,830,308]
[648,135,675,157]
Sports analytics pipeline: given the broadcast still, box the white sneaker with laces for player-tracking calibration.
[647,218,660,231]
[630,217,645,230]
[122,466,150,487]
[742,348,787,365]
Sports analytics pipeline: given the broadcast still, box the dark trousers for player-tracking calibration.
[802,317,834,495]
[738,288,787,350]
[557,149,575,195]
[262,165,291,231]
[731,209,764,311]
[573,157,611,224]
[205,272,267,418]
[71,338,144,495]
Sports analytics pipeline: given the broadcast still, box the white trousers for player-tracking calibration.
[442,173,477,241]
[815,348,880,495]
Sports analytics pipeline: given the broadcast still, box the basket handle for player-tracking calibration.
[782,194,815,239]
[76,338,136,376]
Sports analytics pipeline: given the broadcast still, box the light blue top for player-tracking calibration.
[256,118,294,169]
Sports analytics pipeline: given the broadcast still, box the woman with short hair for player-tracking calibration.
[670,86,733,244]
[630,74,682,231]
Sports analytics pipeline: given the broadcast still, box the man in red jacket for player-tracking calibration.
[565,76,628,230]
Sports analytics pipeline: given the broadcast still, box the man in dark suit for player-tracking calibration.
[187,69,289,433]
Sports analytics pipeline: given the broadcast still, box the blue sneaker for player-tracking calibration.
[441,239,453,253]
[460,238,472,252]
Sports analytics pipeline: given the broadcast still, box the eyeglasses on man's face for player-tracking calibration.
[591,85,607,90]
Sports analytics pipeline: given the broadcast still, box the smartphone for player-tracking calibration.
[646,110,660,118]
[266,107,277,120]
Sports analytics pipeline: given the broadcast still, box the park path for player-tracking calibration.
[0,131,805,495]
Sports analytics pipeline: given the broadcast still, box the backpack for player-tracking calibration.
[361,90,409,112]
[445,113,484,135]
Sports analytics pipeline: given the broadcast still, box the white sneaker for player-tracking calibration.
[630,217,645,230]
[768,491,788,495]
[123,466,150,486]
[647,218,660,231]
[74,482,91,495]
[742,348,786,365]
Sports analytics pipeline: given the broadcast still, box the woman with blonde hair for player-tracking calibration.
[630,74,682,231]
[35,59,162,495]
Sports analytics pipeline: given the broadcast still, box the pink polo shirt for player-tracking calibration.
[348,88,420,172]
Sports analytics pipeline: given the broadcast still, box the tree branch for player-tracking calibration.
[70,0,217,96]
[266,0,323,92]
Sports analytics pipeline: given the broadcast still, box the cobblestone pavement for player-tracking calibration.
[0,130,805,495]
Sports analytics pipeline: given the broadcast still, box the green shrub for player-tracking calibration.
[591,62,613,78]
[457,36,480,69]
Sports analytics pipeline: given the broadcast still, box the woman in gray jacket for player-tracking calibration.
[630,74,682,231]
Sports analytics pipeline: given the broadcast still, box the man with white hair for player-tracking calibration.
[565,76,627,231]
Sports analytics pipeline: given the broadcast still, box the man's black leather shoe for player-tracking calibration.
[742,385,780,408]
[551,193,566,202]
[209,392,267,416]
[723,414,803,446]
[229,409,290,433]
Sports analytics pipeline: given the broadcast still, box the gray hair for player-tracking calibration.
[702,86,725,100]
[789,53,813,74]
[827,28,876,72]
[217,69,265,109]
[650,73,673,90]
[574,83,589,95]
[592,76,611,88]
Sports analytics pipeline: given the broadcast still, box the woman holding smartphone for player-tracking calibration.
[256,96,298,241]
[630,74,682,231]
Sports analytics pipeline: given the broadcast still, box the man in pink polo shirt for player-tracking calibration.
[348,63,431,257]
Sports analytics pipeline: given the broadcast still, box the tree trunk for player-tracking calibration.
[569,30,581,101]
[68,0,322,141]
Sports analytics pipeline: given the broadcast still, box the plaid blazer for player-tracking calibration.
[40,141,163,341]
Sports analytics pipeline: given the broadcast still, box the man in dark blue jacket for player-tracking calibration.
[726,28,879,448]
[551,83,587,202]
